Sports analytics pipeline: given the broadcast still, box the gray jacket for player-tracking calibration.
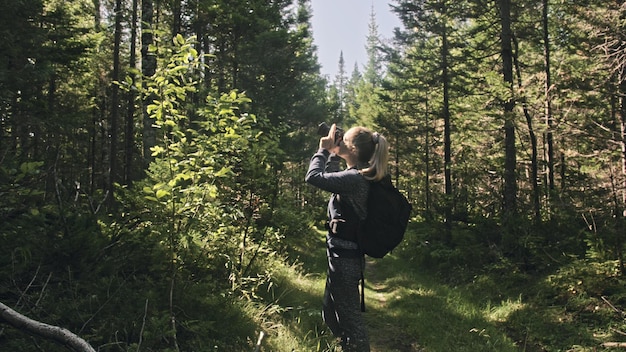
[305,149,369,248]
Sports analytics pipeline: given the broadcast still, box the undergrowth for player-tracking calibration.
[255,220,626,352]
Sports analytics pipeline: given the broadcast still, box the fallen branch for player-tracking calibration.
[602,296,626,317]
[0,301,96,352]
[254,331,265,352]
[602,342,626,348]
[611,328,626,337]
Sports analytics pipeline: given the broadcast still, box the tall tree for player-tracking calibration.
[141,0,156,167]
[363,5,383,86]
[354,5,385,128]
[391,0,472,240]
[499,0,517,224]
[513,35,541,225]
[124,0,139,184]
[585,1,626,273]
[543,0,555,196]
[333,51,348,123]
[108,0,123,206]
[208,0,324,131]
[345,63,362,126]
[441,0,452,236]
[172,0,182,36]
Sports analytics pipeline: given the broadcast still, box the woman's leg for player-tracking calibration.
[322,256,370,352]
[322,271,341,336]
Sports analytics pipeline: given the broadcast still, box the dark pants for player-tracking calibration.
[323,249,370,352]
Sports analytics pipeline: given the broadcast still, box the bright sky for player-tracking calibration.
[310,0,401,80]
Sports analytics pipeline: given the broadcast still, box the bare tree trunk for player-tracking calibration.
[125,0,138,184]
[171,0,181,37]
[89,0,102,197]
[615,74,626,275]
[0,302,96,352]
[141,0,156,168]
[513,35,540,225]
[441,0,452,243]
[425,98,431,219]
[543,0,555,197]
[499,0,517,221]
[109,0,122,207]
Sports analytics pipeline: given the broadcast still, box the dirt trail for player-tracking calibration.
[364,259,424,352]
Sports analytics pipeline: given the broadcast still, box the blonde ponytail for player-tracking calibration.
[361,133,389,181]
[349,127,389,181]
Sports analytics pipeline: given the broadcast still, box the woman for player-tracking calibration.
[305,123,389,352]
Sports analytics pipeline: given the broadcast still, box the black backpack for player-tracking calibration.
[358,175,412,258]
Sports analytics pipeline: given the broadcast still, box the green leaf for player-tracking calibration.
[175,173,192,181]
[214,167,232,177]
[156,189,170,199]
[19,161,43,174]
[151,146,165,156]
[219,108,233,116]
[174,34,185,45]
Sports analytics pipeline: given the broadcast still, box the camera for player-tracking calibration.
[317,122,344,144]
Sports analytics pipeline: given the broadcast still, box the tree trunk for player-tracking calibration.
[141,0,156,168]
[90,0,102,197]
[92,0,101,28]
[0,302,96,352]
[425,98,431,220]
[615,75,626,275]
[543,0,555,196]
[172,0,181,37]
[441,0,452,243]
[109,0,122,207]
[619,7,626,276]
[513,35,540,225]
[125,0,138,184]
[499,0,517,220]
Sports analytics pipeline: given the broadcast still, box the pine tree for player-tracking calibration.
[333,51,348,123]
[390,0,472,239]
[354,5,384,128]
[364,5,383,86]
[344,63,363,126]
[500,0,517,224]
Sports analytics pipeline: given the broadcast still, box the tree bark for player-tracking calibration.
[171,0,181,37]
[109,0,122,207]
[425,98,431,219]
[124,0,138,184]
[543,0,555,195]
[141,0,156,168]
[512,35,540,225]
[499,0,517,219]
[441,0,452,243]
[615,75,626,275]
[0,302,96,352]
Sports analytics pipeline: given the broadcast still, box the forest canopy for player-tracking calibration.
[1,0,626,351]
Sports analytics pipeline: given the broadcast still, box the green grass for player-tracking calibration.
[251,226,337,351]
[362,255,519,352]
[248,223,626,352]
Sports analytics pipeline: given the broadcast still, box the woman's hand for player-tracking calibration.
[319,123,340,153]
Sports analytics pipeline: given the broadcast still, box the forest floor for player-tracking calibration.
[354,253,522,352]
[365,258,424,352]
[275,224,626,351]
[277,227,522,351]
[354,251,626,352]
